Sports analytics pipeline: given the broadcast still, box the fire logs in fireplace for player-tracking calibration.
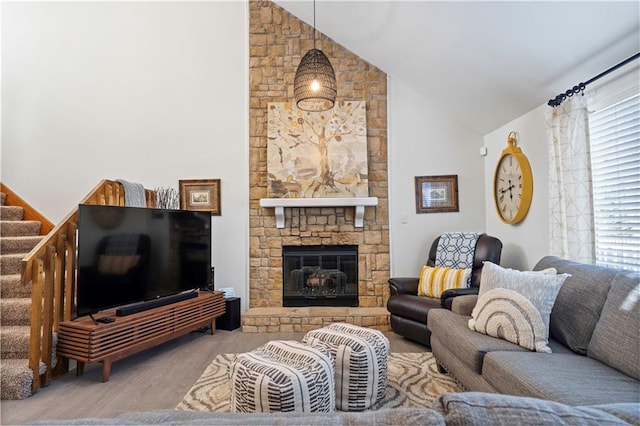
[283,245,358,307]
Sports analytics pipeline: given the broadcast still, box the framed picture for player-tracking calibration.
[179,179,221,215]
[415,175,459,213]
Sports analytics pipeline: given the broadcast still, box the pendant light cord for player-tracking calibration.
[313,0,317,50]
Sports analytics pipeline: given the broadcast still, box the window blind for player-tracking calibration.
[588,93,640,272]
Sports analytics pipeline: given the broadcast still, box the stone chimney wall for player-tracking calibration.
[248,0,389,309]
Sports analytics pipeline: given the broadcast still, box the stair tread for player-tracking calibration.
[0,358,31,370]
[1,220,42,238]
[1,252,28,258]
[1,235,42,253]
[1,226,41,233]
[0,206,24,221]
[0,297,31,303]
[0,357,46,375]
[0,273,21,280]
[0,358,34,401]
[0,274,30,299]
[1,235,43,241]
[1,326,30,359]
[0,220,41,224]
[0,325,30,333]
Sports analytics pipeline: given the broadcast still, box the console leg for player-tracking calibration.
[76,361,85,377]
[210,320,216,335]
[102,360,112,382]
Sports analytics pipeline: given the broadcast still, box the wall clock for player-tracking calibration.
[493,131,533,224]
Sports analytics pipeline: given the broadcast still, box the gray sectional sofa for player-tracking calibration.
[428,256,640,406]
[26,392,640,425]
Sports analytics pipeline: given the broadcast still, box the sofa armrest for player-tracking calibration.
[450,295,478,316]
[440,287,479,309]
[388,277,419,296]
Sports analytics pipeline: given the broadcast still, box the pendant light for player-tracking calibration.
[294,0,337,111]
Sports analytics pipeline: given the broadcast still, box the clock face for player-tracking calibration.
[494,154,523,222]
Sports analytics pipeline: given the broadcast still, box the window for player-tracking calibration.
[588,93,640,272]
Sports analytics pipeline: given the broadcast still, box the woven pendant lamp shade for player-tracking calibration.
[294,48,337,111]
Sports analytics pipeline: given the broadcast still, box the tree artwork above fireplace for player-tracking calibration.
[283,245,358,307]
[266,101,368,199]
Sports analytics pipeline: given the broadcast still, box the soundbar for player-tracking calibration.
[115,291,198,317]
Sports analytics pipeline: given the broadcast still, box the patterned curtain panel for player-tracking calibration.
[546,96,595,263]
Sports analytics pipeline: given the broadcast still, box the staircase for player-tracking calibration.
[0,191,54,399]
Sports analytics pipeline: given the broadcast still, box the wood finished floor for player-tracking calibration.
[1,328,425,424]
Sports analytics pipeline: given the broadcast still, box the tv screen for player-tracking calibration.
[76,204,211,318]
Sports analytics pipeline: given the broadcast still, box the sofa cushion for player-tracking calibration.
[428,309,528,374]
[590,403,640,425]
[469,262,567,352]
[26,408,448,425]
[434,392,634,426]
[482,352,640,406]
[588,271,640,380]
[417,266,471,298]
[534,256,615,355]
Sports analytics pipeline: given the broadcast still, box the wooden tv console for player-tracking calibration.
[57,291,225,382]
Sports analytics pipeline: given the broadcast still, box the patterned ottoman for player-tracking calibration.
[229,340,335,413]
[303,323,390,411]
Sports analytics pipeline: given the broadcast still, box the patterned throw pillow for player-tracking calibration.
[469,262,569,352]
[417,266,471,298]
[472,288,551,352]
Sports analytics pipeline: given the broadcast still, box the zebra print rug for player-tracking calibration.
[176,352,462,412]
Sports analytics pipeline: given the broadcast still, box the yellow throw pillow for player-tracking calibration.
[417,266,472,298]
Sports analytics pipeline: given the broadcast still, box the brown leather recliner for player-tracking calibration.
[387,234,502,346]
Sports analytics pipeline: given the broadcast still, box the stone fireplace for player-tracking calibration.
[244,0,390,333]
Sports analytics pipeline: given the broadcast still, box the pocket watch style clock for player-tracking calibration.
[493,131,533,224]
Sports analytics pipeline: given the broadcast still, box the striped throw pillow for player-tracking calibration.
[417,266,472,298]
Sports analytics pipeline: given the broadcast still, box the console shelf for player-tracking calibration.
[57,291,225,382]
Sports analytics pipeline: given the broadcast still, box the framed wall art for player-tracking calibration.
[179,179,221,215]
[415,175,459,213]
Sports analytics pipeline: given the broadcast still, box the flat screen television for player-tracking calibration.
[76,204,212,318]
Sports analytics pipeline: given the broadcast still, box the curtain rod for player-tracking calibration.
[547,52,640,107]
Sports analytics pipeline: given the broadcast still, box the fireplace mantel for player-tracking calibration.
[260,197,378,228]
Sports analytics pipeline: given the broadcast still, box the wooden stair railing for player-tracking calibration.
[20,180,155,393]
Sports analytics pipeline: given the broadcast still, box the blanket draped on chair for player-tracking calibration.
[435,232,485,269]
[116,179,147,207]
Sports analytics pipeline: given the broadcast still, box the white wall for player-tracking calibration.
[388,77,486,276]
[483,105,549,270]
[1,2,250,307]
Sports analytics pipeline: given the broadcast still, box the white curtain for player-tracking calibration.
[546,95,595,263]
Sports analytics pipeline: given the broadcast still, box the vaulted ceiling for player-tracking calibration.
[274,1,640,135]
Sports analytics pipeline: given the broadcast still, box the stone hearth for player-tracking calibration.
[242,307,390,333]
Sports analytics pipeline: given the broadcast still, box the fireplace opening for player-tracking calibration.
[283,245,358,307]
